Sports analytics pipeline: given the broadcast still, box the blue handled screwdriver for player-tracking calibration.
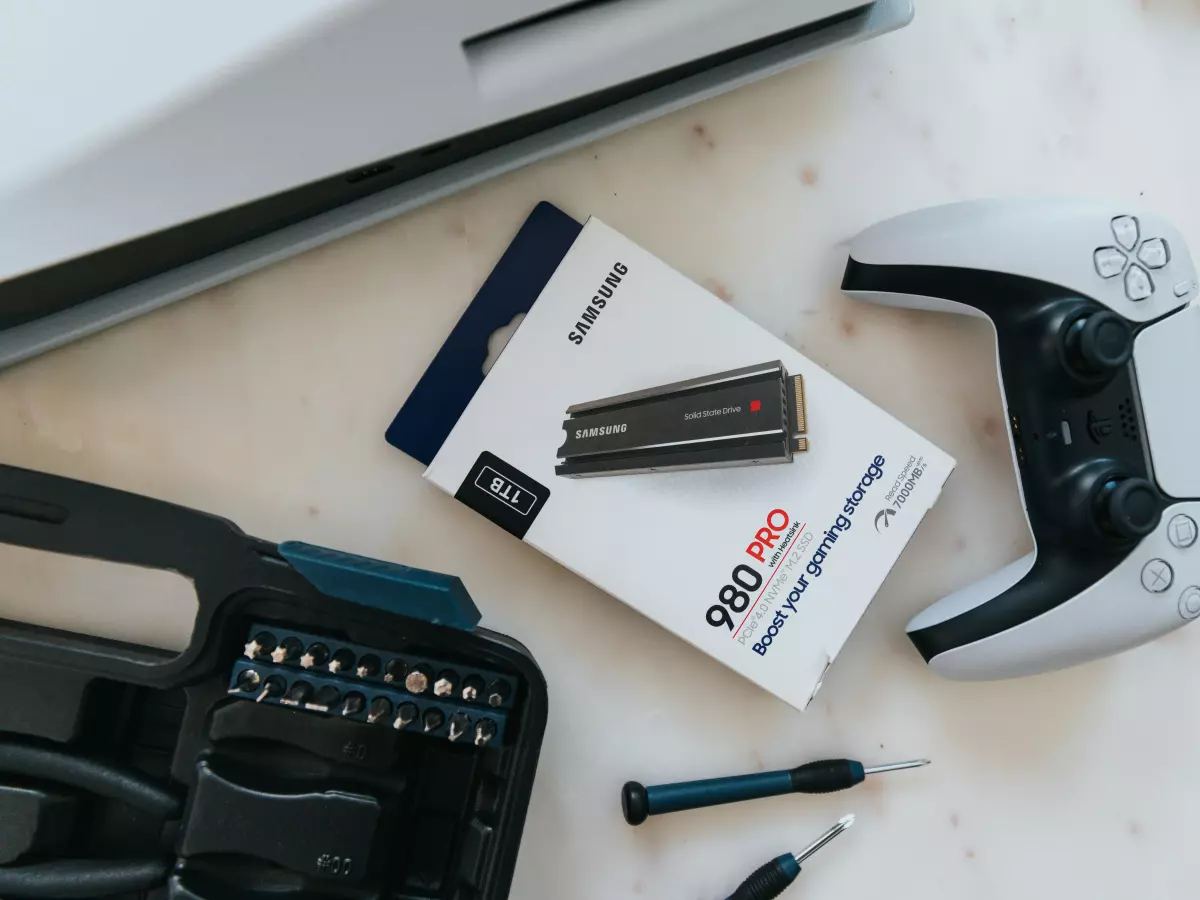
[724,814,855,900]
[622,757,928,825]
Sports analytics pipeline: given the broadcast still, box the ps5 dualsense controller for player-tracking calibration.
[842,199,1200,679]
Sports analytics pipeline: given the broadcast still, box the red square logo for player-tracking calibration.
[750,400,761,412]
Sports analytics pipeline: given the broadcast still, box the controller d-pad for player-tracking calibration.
[1112,216,1139,250]
[1093,216,1172,301]
[1138,238,1169,269]
[1094,247,1127,279]
[1125,264,1153,301]
[1141,558,1174,593]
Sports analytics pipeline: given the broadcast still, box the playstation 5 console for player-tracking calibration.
[0,0,911,368]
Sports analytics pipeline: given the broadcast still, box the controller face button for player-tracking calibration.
[1169,514,1198,549]
[1179,587,1200,620]
[1112,215,1140,250]
[1137,238,1169,269]
[1124,264,1153,301]
[1094,247,1127,278]
[1141,559,1174,594]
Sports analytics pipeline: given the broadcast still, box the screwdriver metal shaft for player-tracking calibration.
[623,758,928,825]
[724,814,855,900]
[863,760,928,775]
[795,813,855,864]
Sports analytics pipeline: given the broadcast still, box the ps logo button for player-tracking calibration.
[1179,587,1200,621]
[1169,514,1198,549]
[1141,559,1174,593]
[1086,410,1113,443]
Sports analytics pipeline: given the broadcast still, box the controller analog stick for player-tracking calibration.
[1095,477,1162,540]
[1064,312,1133,376]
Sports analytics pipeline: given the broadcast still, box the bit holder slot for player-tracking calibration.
[232,625,512,748]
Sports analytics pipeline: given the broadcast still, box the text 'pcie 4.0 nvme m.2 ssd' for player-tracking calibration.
[555,361,808,477]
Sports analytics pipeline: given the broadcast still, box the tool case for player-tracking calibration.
[0,464,548,900]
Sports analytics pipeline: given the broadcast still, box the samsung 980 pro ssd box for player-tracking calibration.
[389,203,955,710]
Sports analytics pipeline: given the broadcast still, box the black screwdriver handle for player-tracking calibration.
[789,758,865,794]
[726,854,800,900]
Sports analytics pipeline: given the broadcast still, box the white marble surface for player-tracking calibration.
[4,1,1200,897]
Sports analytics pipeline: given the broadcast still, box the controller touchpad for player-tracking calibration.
[1134,303,1200,499]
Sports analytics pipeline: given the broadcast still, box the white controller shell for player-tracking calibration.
[844,199,1199,679]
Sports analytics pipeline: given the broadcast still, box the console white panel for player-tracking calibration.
[0,0,865,281]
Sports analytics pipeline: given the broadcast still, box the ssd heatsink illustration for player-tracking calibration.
[555,361,808,477]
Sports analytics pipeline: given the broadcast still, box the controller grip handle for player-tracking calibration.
[905,549,1146,680]
[907,552,1037,636]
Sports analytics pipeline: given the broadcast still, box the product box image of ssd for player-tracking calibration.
[388,203,956,710]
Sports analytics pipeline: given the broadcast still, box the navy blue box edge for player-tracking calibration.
[384,201,583,466]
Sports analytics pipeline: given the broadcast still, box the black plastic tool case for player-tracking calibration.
[0,464,548,900]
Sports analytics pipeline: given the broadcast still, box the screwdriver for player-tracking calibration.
[724,814,854,900]
[622,757,928,825]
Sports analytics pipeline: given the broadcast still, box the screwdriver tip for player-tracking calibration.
[795,813,857,865]
[862,758,931,775]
